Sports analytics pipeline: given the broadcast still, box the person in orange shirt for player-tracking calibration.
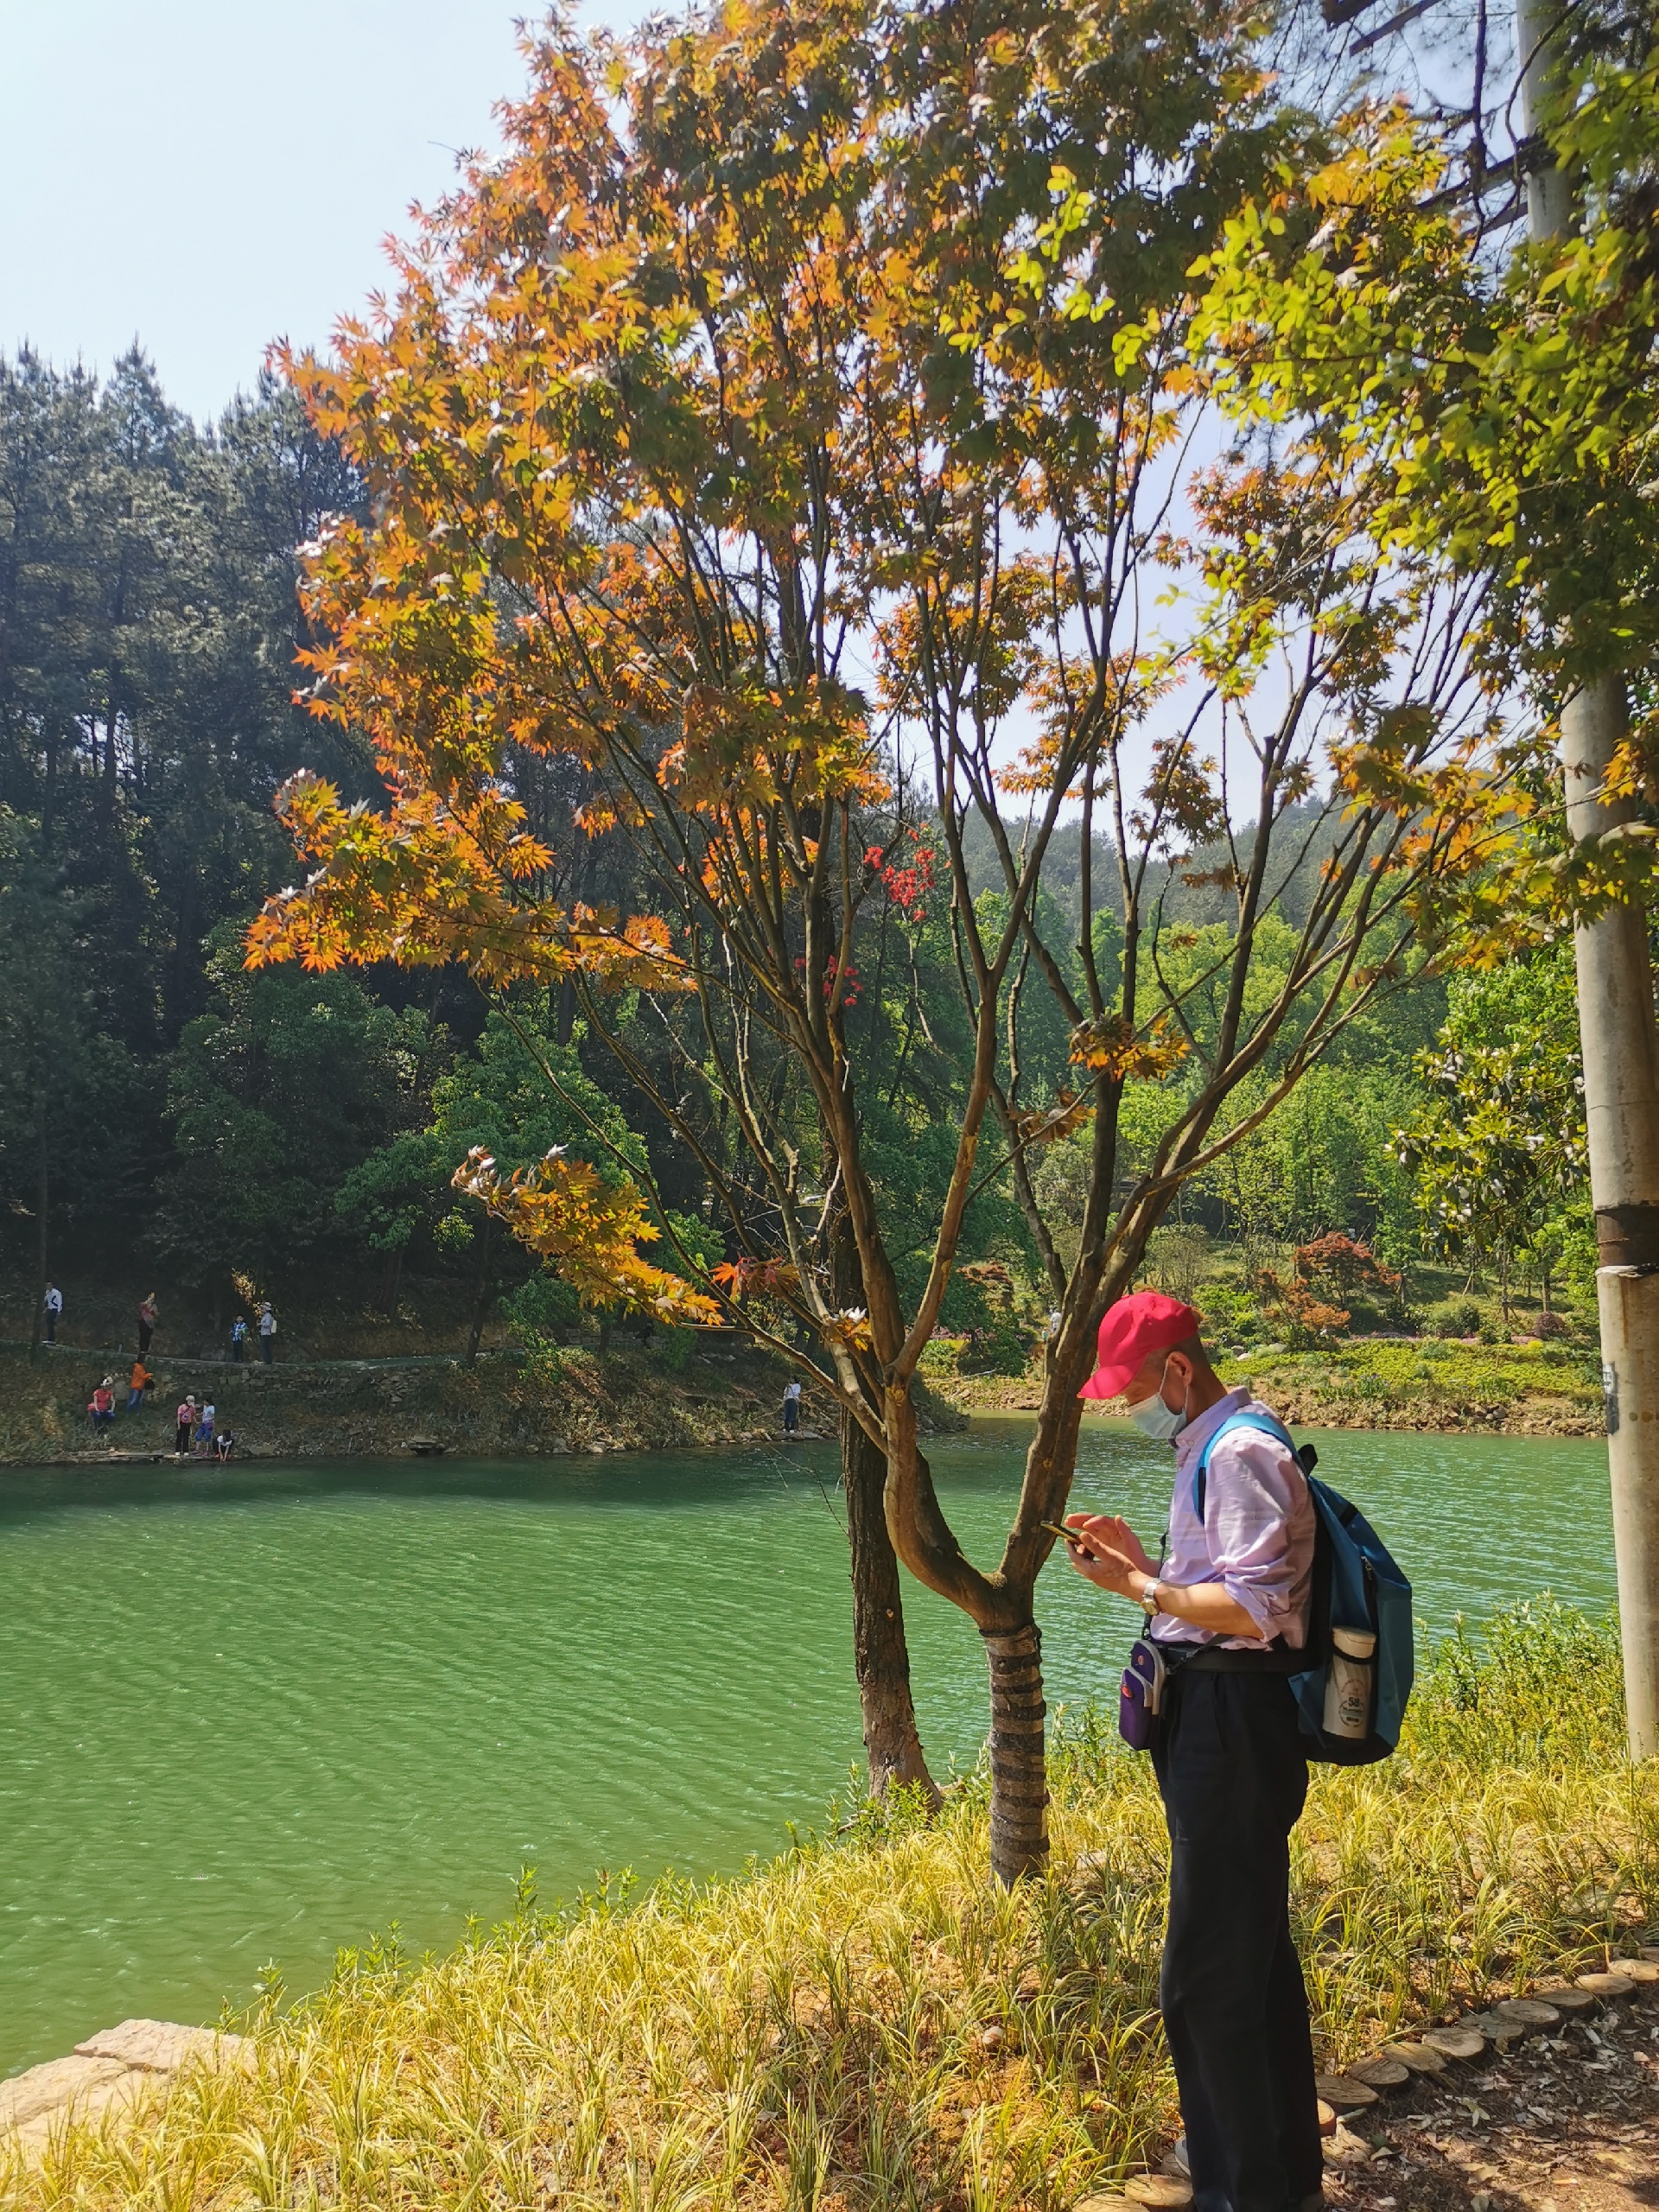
[125,1358,155,1414]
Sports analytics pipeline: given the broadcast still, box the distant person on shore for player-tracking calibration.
[175,1395,196,1457]
[137,1292,158,1354]
[782,1378,802,1436]
[126,1357,155,1414]
[214,1429,235,1462]
[230,1314,248,1362]
[88,1377,116,1432]
[42,1283,62,1344]
[194,1401,216,1458]
[258,1301,276,1363]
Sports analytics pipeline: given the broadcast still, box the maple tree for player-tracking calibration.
[251,0,1524,1876]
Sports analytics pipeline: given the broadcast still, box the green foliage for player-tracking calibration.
[156,933,428,1284]
[0,811,153,1263]
[1192,1281,1267,1347]
[503,1273,582,1344]
[1395,950,1590,1298]
[1227,1336,1604,1427]
[1408,1602,1625,1771]
[0,347,372,1285]
[656,1327,697,1375]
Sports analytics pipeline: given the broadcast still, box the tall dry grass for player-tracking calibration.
[6,1601,1655,2211]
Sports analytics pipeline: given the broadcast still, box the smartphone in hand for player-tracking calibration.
[1039,1518,1097,1559]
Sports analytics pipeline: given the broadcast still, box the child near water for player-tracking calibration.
[126,1357,154,1414]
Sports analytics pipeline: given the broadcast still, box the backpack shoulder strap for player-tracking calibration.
[1193,1410,1303,1522]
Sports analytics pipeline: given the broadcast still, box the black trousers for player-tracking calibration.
[1152,1669,1322,2212]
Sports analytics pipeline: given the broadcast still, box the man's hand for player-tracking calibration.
[1062,1512,1154,1600]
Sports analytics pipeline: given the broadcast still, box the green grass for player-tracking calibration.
[6,1604,1654,2210]
[1222,1335,1604,1432]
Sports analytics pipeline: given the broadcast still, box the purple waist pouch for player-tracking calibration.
[1118,1636,1170,1751]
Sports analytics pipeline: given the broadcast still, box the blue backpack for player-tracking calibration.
[1196,1412,1414,1765]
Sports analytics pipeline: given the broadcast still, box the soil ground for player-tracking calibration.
[1325,1982,1659,2212]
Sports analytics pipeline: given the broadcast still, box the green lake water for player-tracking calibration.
[0,1416,1615,2077]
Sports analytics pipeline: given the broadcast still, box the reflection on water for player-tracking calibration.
[0,1418,1612,2074]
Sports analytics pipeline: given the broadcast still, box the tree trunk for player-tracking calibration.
[828,1198,939,1805]
[842,1406,941,1806]
[983,1620,1048,1885]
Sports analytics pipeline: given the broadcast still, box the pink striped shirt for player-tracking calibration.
[1150,1387,1314,1650]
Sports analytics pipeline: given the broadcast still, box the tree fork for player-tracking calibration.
[1519,0,1659,1758]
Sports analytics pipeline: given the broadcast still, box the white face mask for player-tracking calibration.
[1126,1357,1190,1442]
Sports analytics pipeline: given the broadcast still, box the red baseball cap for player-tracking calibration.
[1077,1291,1201,1401]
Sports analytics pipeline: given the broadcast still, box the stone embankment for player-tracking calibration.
[0,2020,251,2161]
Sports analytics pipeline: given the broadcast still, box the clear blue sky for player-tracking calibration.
[0,1,630,425]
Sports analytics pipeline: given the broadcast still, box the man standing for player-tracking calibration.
[1065,1291,1321,2212]
[137,1292,158,1355]
[258,1301,276,1363]
[782,1377,802,1436]
[42,1283,61,1344]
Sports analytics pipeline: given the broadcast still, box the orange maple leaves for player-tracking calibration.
[1067,1014,1190,1083]
[453,1148,719,1323]
[246,772,686,992]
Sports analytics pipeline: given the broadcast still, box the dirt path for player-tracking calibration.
[1325,1980,1659,2212]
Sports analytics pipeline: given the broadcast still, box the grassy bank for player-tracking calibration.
[1232,1338,1604,1434]
[942,1335,1604,1435]
[7,1603,1652,2209]
[0,1340,874,1465]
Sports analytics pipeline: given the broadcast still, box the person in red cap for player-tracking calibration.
[1065,1291,1321,2212]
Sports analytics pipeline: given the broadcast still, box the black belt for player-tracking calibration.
[1162,1640,1303,1675]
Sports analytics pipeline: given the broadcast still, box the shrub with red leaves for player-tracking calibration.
[864,830,936,924]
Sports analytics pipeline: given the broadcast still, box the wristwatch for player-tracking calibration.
[1137,1575,1164,1617]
